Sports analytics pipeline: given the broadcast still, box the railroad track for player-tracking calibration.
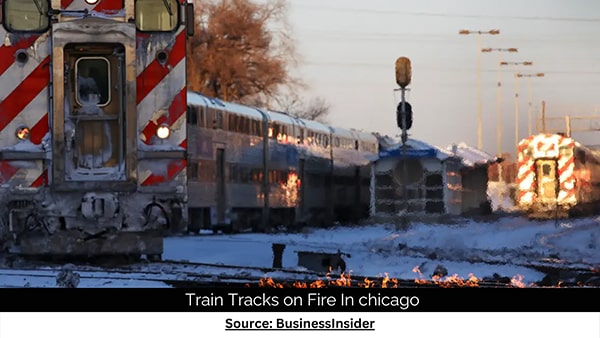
[0,257,583,288]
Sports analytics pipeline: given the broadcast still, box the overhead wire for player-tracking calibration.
[293,4,600,23]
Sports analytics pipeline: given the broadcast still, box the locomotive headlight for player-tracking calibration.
[156,124,171,139]
[84,0,99,4]
[16,126,30,140]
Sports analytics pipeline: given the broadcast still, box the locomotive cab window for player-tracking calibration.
[559,146,572,157]
[136,0,179,32]
[2,0,50,32]
[76,58,111,107]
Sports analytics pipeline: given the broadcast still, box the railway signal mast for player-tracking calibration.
[395,56,412,228]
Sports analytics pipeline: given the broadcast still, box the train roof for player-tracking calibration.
[265,109,300,126]
[443,142,498,167]
[330,126,355,139]
[350,129,378,143]
[298,118,332,134]
[187,91,265,120]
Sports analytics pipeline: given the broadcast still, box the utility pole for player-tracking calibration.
[481,47,517,183]
[541,100,546,133]
[459,29,500,150]
[516,72,545,136]
[500,61,533,151]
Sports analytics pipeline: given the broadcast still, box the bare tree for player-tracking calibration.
[293,96,331,123]
[272,93,331,123]
[187,0,303,103]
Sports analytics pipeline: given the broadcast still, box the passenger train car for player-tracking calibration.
[0,0,194,258]
[516,133,600,218]
[186,92,379,233]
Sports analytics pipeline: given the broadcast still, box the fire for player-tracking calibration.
[510,274,526,288]
[255,267,534,288]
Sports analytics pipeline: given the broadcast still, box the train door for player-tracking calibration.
[216,147,227,225]
[51,20,137,190]
[64,48,125,181]
[536,159,558,201]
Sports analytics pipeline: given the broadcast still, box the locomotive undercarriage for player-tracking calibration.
[0,187,184,259]
[524,199,577,219]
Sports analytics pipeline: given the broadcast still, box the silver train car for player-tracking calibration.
[185,92,379,233]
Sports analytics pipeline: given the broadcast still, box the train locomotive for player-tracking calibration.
[185,92,379,233]
[0,0,379,258]
[0,0,194,258]
[515,133,600,218]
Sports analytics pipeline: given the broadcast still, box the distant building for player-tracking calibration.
[370,136,498,218]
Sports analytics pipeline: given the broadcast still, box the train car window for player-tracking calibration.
[188,161,198,180]
[239,166,250,183]
[197,106,205,127]
[75,57,111,107]
[559,146,571,157]
[244,117,250,135]
[213,109,223,129]
[2,0,50,33]
[197,160,215,182]
[135,0,179,32]
[228,114,237,132]
[187,105,198,125]
[271,124,280,140]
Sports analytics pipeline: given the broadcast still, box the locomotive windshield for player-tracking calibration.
[136,0,179,31]
[2,0,50,32]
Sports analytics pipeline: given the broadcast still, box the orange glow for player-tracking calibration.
[281,171,300,206]
[510,274,526,288]
[255,268,537,288]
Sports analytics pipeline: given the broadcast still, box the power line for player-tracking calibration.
[303,61,600,75]
[294,4,600,23]
[297,30,600,45]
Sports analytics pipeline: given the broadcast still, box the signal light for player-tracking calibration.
[396,101,412,130]
[395,56,412,88]
[16,126,30,140]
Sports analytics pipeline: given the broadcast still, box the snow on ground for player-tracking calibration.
[0,182,598,288]
[0,214,598,288]
[163,215,599,287]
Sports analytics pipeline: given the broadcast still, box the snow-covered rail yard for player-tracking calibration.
[0,213,598,288]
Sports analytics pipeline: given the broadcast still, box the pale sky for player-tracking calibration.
[286,0,600,158]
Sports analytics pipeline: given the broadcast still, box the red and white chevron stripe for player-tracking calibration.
[516,135,536,205]
[136,28,187,187]
[0,30,50,187]
[556,136,576,205]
